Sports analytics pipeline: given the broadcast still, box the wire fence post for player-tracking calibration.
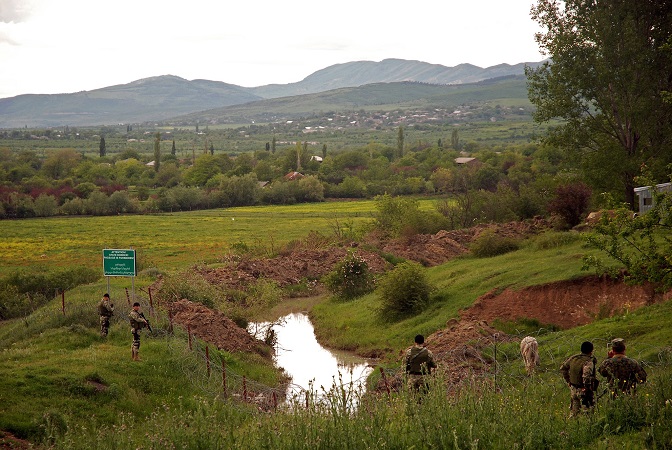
[61,290,65,315]
[125,288,131,306]
[379,366,391,402]
[243,376,247,402]
[493,333,498,394]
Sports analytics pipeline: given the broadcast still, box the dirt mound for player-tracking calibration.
[192,248,391,291]
[461,275,667,330]
[375,218,551,266]
[169,299,270,356]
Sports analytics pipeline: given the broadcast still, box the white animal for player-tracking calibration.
[520,336,540,376]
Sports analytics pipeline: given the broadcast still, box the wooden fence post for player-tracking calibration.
[379,366,391,402]
[61,291,65,315]
[243,376,247,402]
[125,288,131,306]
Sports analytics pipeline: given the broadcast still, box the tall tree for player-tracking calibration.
[99,136,106,157]
[396,126,404,159]
[153,132,161,172]
[296,141,303,171]
[451,130,459,150]
[271,136,276,154]
[527,0,672,208]
[171,139,176,156]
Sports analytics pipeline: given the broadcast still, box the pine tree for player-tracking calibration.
[153,132,161,172]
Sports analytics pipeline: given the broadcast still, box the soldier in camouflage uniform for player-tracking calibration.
[128,302,149,361]
[98,293,114,338]
[404,334,437,395]
[560,341,598,417]
[598,338,647,397]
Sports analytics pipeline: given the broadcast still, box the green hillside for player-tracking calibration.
[177,76,532,125]
[1,203,671,449]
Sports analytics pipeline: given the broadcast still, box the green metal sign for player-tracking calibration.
[102,249,136,277]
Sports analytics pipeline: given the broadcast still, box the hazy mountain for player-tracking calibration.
[249,58,543,98]
[174,75,531,125]
[0,59,544,128]
[0,76,262,128]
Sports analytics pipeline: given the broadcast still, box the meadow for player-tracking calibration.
[0,200,384,273]
[1,201,672,449]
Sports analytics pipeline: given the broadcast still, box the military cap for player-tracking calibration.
[611,338,625,352]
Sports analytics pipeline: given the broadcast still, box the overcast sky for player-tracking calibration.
[0,0,545,99]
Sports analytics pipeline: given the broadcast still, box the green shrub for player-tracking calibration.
[469,230,520,257]
[0,266,99,319]
[373,194,449,238]
[154,270,218,308]
[529,230,583,250]
[323,252,375,299]
[377,261,433,319]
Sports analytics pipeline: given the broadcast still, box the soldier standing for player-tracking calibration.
[98,293,114,338]
[560,341,598,417]
[404,334,437,395]
[598,338,647,397]
[128,302,149,361]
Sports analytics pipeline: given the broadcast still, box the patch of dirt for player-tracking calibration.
[0,431,33,449]
[460,275,667,330]
[192,248,392,291]
[168,299,270,356]
[371,217,551,266]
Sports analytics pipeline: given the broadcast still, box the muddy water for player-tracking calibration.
[248,312,373,401]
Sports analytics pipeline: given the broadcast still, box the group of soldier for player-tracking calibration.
[97,293,150,361]
[404,334,647,416]
[560,339,647,416]
[102,294,647,410]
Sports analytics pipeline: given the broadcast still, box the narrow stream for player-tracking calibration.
[248,312,373,403]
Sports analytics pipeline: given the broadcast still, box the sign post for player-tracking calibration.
[102,249,137,302]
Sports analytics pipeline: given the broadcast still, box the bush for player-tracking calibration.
[373,194,449,237]
[323,252,375,299]
[547,182,592,228]
[0,266,100,319]
[377,261,433,319]
[469,229,520,257]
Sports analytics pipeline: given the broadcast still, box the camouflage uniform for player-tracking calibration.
[560,353,598,416]
[404,345,437,394]
[598,354,647,396]
[129,307,148,361]
[98,295,114,337]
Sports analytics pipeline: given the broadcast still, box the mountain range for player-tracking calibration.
[0,58,544,128]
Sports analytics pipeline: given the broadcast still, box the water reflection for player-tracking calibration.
[248,312,373,401]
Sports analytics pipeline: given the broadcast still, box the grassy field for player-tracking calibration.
[2,201,672,449]
[0,200,387,273]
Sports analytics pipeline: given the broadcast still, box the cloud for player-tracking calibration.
[0,0,36,23]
